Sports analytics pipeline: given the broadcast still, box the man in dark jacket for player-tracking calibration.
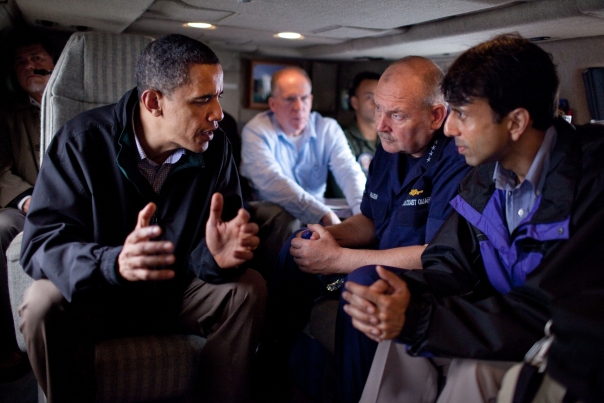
[18,34,266,403]
[343,34,604,403]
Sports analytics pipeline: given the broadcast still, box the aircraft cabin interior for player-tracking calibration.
[1,0,603,402]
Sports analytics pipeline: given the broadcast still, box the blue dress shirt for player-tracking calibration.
[241,111,366,223]
[494,126,556,232]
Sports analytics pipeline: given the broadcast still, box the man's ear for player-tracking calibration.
[140,89,163,117]
[506,108,531,141]
[430,103,448,130]
[350,95,359,112]
[268,96,276,113]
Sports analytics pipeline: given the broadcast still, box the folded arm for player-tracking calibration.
[290,214,426,275]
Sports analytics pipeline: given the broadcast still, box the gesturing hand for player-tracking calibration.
[342,266,411,342]
[206,193,260,268]
[118,202,176,281]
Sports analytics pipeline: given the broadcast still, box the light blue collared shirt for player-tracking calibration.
[241,110,366,223]
[494,126,557,232]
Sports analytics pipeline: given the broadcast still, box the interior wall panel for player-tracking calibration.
[540,35,604,125]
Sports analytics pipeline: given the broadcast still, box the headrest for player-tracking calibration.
[41,31,153,157]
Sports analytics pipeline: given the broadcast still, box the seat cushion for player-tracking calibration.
[95,334,206,403]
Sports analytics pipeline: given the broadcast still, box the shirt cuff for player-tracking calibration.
[18,195,32,211]
[309,204,332,224]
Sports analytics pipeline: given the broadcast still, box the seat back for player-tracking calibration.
[40,31,152,160]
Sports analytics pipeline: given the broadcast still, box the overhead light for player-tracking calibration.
[276,32,303,40]
[186,22,215,29]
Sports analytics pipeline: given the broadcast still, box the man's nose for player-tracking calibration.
[23,58,35,70]
[443,114,459,137]
[207,98,223,123]
[375,111,388,132]
[293,97,303,110]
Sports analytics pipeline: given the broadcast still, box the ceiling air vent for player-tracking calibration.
[36,20,58,28]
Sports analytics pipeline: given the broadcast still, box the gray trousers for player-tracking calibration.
[0,207,25,355]
[361,339,515,403]
[19,270,267,403]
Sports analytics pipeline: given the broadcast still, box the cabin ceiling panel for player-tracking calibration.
[13,0,604,61]
[179,0,524,31]
[299,0,604,60]
[144,1,234,22]
[125,0,529,53]
[127,18,344,49]
[16,0,154,32]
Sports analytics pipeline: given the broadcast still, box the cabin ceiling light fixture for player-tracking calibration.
[276,32,303,40]
[186,22,215,29]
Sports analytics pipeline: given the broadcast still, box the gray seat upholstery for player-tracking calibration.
[7,31,207,403]
[40,31,154,158]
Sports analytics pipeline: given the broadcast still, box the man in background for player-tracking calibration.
[240,67,366,278]
[0,29,55,379]
[327,71,381,198]
[241,66,366,227]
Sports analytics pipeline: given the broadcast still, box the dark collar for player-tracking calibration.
[459,118,580,223]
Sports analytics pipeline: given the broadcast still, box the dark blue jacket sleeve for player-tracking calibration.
[187,135,246,284]
[20,124,123,303]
